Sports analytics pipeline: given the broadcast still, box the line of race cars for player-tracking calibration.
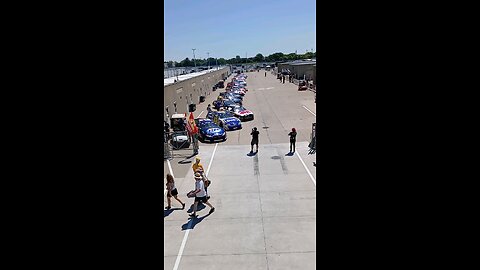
[195,73,255,143]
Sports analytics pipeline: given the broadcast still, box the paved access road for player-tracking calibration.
[164,70,316,270]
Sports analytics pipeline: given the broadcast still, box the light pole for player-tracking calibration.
[192,49,196,69]
[207,52,210,69]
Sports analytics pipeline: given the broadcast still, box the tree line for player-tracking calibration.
[164,51,316,68]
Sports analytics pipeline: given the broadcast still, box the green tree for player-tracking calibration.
[179,57,192,67]
[254,53,264,62]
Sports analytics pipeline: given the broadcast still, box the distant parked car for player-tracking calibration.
[228,105,254,121]
[212,111,242,131]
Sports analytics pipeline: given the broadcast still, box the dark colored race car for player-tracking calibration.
[212,99,239,111]
[224,95,242,105]
[195,118,226,142]
[212,111,242,131]
[228,105,254,121]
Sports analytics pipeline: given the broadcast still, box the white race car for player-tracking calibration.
[228,105,254,121]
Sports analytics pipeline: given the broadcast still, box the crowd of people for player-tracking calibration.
[165,127,298,217]
[165,157,214,219]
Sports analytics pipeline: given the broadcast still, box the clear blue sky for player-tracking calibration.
[164,0,316,62]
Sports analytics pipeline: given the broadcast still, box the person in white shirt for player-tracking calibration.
[189,173,215,218]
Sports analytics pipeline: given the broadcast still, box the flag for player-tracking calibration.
[186,112,198,135]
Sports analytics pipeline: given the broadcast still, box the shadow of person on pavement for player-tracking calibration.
[181,212,213,231]
[164,207,183,218]
[186,203,206,213]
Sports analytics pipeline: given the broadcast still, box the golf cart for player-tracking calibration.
[170,114,190,149]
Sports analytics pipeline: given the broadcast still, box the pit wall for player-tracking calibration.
[163,67,231,121]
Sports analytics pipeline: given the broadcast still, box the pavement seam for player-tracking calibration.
[164,250,316,257]
[256,173,270,270]
[258,83,288,133]
[252,83,273,144]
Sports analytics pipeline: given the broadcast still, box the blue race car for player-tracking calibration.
[225,96,242,105]
[212,111,242,131]
[195,118,226,142]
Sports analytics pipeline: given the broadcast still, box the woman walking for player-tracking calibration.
[288,128,297,153]
[165,174,185,210]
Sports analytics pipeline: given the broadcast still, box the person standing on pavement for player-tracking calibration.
[190,172,215,218]
[250,127,259,153]
[282,75,285,84]
[265,71,267,77]
[164,121,170,142]
[288,128,297,153]
[165,174,185,210]
[207,104,212,112]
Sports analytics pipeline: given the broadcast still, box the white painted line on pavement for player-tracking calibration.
[265,87,274,89]
[167,159,174,177]
[296,152,316,186]
[205,143,218,176]
[172,143,218,270]
[197,110,204,118]
[173,229,191,270]
[302,105,316,116]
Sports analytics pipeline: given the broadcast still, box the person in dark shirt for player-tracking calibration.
[164,121,170,142]
[250,127,259,153]
[178,118,185,131]
[164,121,170,133]
[288,128,297,153]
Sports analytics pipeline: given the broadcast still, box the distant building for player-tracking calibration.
[277,59,316,80]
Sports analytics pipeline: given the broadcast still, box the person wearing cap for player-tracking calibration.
[288,128,297,153]
[192,157,204,174]
[190,172,215,218]
[192,157,210,199]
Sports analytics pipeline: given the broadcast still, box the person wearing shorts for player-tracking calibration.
[190,173,215,218]
[250,127,259,153]
[165,174,185,210]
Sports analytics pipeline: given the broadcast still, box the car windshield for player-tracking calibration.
[235,106,246,111]
[218,112,234,119]
[204,123,218,129]
[198,120,211,126]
